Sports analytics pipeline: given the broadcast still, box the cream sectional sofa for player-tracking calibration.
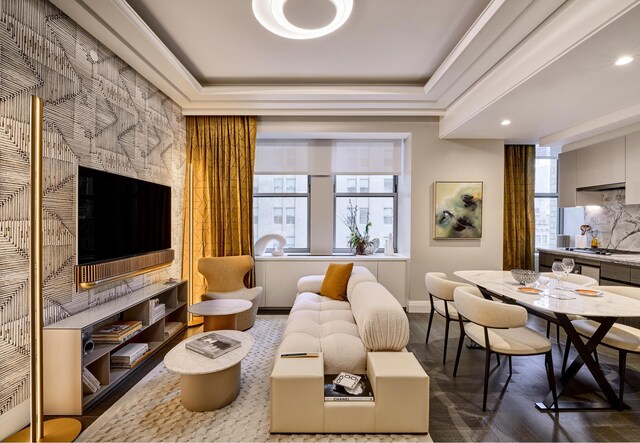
[270,266,430,434]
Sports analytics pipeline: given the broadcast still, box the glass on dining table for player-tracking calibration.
[551,262,565,288]
[562,258,575,285]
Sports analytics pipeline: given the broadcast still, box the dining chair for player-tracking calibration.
[540,272,598,343]
[197,255,263,330]
[562,285,640,407]
[453,286,558,411]
[424,272,472,364]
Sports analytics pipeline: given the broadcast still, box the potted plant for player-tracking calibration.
[343,200,377,255]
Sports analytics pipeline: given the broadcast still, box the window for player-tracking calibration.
[253,175,309,252]
[334,175,397,252]
[535,146,561,250]
[273,207,283,225]
[286,207,295,224]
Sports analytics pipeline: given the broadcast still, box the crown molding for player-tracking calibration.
[439,0,640,139]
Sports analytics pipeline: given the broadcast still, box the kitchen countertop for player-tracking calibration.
[537,247,640,266]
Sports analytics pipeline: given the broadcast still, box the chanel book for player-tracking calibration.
[185,332,241,359]
[324,373,374,401]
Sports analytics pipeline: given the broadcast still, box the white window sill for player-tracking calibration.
[255,253,409,261]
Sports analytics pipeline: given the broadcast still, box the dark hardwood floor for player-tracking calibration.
[407,312,640,442]
[59,312,640,442]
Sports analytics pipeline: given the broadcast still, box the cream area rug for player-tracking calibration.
[78,315,432,442]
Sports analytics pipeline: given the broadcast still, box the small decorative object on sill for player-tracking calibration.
[343,199,376,255]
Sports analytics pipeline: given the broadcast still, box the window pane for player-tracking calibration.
[254,197,308,249]
[336,175,394,193]
[335,197,394,249]
[535,159,557,194]
[535,197,558,249]
[253,175,308,193]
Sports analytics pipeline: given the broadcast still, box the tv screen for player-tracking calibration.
[77,167,171,265]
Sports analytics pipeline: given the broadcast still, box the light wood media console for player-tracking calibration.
[43,280,188,415]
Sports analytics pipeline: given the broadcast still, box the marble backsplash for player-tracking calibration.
[585,202,640,251]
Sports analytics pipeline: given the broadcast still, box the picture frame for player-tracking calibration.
[433,181,483,239]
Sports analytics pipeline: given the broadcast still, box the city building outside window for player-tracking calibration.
[253,175,309,252]
[535,146,561,250]
[334,175,397,252]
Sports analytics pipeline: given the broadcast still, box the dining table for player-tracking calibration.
[454,270,640,411]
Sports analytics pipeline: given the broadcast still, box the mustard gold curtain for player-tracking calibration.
[503,144,536,270]
[182,116,257,301]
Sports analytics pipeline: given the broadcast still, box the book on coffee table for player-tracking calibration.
[185,332,241,359]
[324,373,374,401]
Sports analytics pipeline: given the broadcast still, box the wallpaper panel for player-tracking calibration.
[0,0,186,415]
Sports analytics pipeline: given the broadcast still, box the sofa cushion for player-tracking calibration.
[320,263,354,300]
[297,275,324,294]
[350,281,409,351]
[346,267,378,300]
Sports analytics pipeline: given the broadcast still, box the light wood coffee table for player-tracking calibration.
[164,330,254,411]
[188,299,252,331]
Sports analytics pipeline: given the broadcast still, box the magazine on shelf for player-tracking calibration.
[111,343,149,367]
[165,322,183,338]
[91,321,142,343]
[324,373,374,401]
[185,332,241,359]
[82,367,101,394]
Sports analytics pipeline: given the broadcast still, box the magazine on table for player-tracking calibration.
[185,332,241,359]
[324,373,374,401]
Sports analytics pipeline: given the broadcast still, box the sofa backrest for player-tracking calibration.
[349,281,409,351]
[346,266,377,299]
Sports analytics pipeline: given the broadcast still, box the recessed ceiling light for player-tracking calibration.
[615,56,634,66]
[252,0,353,40]
[501,119,511,126]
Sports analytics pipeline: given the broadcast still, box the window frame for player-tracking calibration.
[253,175,311,253]
[535,153,563,250]
[333,175,398,253]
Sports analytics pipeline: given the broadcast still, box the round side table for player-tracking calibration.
[188,299,252,331]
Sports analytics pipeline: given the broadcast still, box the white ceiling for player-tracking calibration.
[126,0,490,85]
[50,0,640,148]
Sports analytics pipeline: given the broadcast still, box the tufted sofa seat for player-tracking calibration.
[270,266,429,434]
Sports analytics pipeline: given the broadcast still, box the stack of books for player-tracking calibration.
[324,372,374,402]
[149,298,165,323]
[111,343,149,368]
[186,332,241,359]
[92,321,142,344]
[82,368,101,394]
[164,321,183,338]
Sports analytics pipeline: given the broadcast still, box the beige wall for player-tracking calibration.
[258,116,504,302]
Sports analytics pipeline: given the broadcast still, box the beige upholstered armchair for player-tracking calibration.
[197,255,263,330]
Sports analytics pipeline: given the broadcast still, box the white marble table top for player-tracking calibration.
[454,270,640,317]
[188,299,252,316]
[164,330,254,375]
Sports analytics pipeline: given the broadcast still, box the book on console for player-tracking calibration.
[91,321,142,343]
[324,373,374,402]
[185,332,241,359]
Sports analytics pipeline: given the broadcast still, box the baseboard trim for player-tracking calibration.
[408,300,430,313]
[0,400,29,441]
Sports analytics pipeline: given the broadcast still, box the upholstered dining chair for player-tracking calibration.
[453,286,558,411]
[197,255,263,330]
[540,272,598,342]
[562,285,640,407]
[424,272,472,364]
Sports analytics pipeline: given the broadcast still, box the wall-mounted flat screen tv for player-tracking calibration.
[78,167,171,265]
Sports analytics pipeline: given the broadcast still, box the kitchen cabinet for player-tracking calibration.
[575,137,625,189]
[558,150,577,207]
[626,131,640,205]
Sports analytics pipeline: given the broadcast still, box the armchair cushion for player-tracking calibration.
[320,263,354,300]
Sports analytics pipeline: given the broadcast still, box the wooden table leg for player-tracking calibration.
[203,313,238,331]
[537,314,625,411]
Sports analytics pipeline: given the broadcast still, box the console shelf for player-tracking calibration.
[44,280,188,415]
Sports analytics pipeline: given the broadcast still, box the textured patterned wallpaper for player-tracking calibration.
[0,0,186,416]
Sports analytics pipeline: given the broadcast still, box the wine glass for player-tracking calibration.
[552,262,565,288]
[562,258,575,287]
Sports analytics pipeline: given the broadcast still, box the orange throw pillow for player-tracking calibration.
[320,263,354,301]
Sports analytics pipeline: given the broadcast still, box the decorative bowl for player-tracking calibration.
[510,269,540,286]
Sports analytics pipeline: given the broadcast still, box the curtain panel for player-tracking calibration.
[181,116,257,299]
[503,144,536,270]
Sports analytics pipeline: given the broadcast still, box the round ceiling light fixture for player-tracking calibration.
[252,0,353,40]
[615,55,634,66]
[501,119,511,126]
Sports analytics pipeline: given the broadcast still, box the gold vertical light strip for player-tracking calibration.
[187,163,202,327]
[6,96,82,443]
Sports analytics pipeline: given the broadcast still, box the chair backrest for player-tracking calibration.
[540,272,597,286]
[425,272,470,301]
[454,286,527,329]
[197,255,254,292]
[593,285,640,301]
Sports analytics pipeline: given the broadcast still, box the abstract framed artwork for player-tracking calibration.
[433,181,483,239]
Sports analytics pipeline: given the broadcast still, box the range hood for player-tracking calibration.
[576,182,625,192]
